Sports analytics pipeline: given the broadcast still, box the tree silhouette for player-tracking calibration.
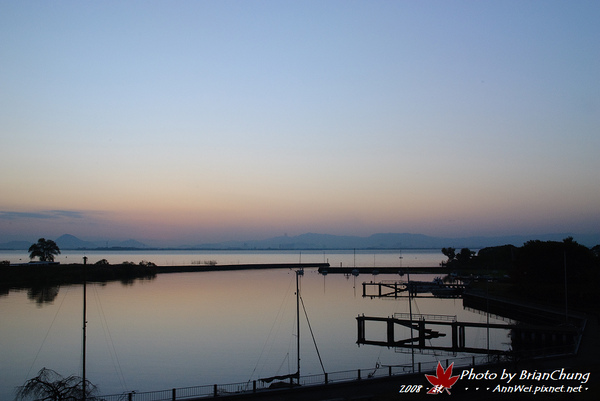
[28,238,61,262]
[15,368,99,401]
[441,247,456,264]
[441,247,475,268]
[455,248,475,264]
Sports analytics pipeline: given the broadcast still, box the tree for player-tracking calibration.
[28,238,61,262]
[441,247,475,268]
[15,368,99,401]
[441,247,456,264]
[455,248,475,264]
[516,238,597,283]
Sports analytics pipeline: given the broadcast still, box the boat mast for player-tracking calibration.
[82,256,87,401]
[407,268,414,373]
[296,269,301,384]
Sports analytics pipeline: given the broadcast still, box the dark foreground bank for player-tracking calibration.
[0,262,330,292]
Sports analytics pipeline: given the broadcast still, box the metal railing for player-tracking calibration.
[394,312,457,322]
[98,354,499,401]
[379,279,405,284]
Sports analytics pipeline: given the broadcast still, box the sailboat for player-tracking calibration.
[82,256,88,401]
[259,268,325,388]
[15,257,94,401]
[259,269,303,387]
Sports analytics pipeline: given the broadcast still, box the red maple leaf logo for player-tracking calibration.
[425,362,460,394]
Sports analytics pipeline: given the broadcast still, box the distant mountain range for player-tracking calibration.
[0,234,148,250]
[1,232,598,251]
[184,232,600,250]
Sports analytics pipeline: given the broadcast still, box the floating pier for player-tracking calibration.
[362,280,406,298]
[356,313,580,355]
[362,280,466,298]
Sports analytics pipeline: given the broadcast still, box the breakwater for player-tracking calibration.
[318,266,442,275]
[0,263,330,291]
[156,262,329,274]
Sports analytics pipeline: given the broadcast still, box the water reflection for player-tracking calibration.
[0,264,157,304]
[27,286,60,305]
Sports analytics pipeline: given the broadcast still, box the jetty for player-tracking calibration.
[317,266,442,275]
[356,313,580,356]
[362,280,466,298]
[0,263,330,292]
[156,262,329,274]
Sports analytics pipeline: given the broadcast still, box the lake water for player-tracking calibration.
[0,250,509,399]
[0,248,446,267]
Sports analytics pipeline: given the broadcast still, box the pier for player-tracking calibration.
[362,280,466,298]
[362,280,406,298]
[356,313,580,356]
[317,266,441,275]
[156,262,330,274]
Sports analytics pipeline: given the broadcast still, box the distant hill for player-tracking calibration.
[0,234,148,250]
[55,234,148,250]
[108,238,147,249]
[0,240,32,250]
[188,232,600,250]
[55,234,98,249]
[1,232,598,251]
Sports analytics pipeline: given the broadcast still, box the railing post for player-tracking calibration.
[358,369,361,380]
[325,372,328,384]
[172,388,176,401]
[357,316,365,343]
[472,355,475,366]
[387,319,394,346]
[389,366,392,376]
[128,392,133,401]
[253,380,256,392]
[418,362,421,373]
[213,384,218,397]
[451,321,458,351]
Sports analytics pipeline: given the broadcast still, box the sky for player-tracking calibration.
[1,1,599,246]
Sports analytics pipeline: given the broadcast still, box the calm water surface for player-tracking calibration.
[0,250,508,399]
[0,249,445,267]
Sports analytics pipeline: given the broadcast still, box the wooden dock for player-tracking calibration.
[362,280,466,298]
[357,313,580,355]
[362,280,406,297]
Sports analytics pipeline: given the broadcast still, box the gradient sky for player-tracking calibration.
[1,1,599,246]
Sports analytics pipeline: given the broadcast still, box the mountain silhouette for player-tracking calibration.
[1,232,598,251]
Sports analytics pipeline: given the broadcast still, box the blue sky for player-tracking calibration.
[1,1,599,246]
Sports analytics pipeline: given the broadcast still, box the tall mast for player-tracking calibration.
[296,269,301,383]
[82,257,87,401]
[407,268,414,373]
[564,251,568,323]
